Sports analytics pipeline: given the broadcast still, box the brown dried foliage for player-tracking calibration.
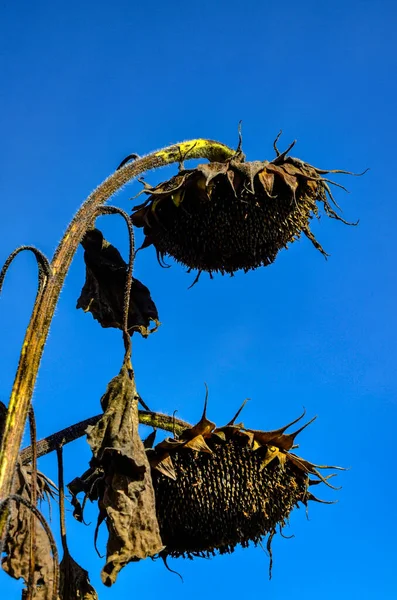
[77,228,159,337]
[1,464,56,599]
[58,551,97,600]
[0,402,57,598]
[68,363,163,587]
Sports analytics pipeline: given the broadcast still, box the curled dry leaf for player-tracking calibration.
[77,228,159,337]
[1,461,57,599]
[68,363,163,587]
[59,550,97,600]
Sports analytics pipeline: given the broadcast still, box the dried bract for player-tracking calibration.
[131,142,357,278]
[77,228,159,337]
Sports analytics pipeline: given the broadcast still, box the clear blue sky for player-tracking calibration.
[1,0,396,598]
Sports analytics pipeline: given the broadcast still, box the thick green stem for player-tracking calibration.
[0,139,235,518]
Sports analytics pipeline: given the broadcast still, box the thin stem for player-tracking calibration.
[20,410,192,465]
[56,446,68,554]
[97,204,135,360]
[0,139,234,519]
[0,246,51,295]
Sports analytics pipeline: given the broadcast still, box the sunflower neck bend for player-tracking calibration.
[0,139,235,518]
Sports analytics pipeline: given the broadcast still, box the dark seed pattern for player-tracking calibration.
[131,156,333,276]
[152,438,307,559]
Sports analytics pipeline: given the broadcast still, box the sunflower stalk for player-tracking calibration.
[0,139,236,539]
[0,132,356,594]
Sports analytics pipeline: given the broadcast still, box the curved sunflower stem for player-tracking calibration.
[0,139,235,525]
[0,245,51,295]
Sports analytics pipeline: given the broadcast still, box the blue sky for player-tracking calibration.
[1,0,396,597]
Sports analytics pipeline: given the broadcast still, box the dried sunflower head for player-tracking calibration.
[131,138,359,281]
[148,402,342,570]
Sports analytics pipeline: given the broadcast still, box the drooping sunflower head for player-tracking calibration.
[147,400,342,569]
[131,137,360,281]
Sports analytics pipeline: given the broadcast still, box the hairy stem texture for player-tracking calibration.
[0,140,235,516]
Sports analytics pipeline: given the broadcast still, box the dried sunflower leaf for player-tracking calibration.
[85,363,163,587]
[77,228,159,337]
[59,550,97,600]
[1,462,55,599]
[67,468,99,523]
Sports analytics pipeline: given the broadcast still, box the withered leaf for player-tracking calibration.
[59,550,97,600]
[76,363,163,586]
[77,228,159,337]
[1,462,56,599]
